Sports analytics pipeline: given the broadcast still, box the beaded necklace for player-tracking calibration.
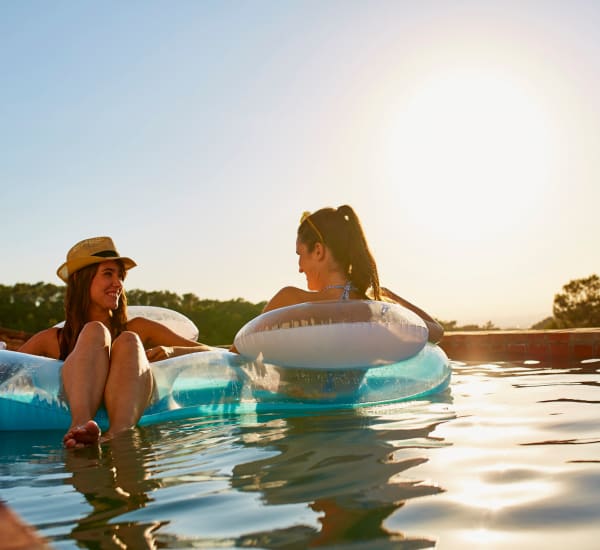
[322,281,355,300]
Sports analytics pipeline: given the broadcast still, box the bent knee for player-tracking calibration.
[112,330,144,351]
[78,321,111,346]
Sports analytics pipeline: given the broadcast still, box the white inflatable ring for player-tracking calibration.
[233,300,429,369]
[54,305,199,342]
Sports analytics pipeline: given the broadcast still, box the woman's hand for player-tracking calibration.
[146,346,174,362]
[145,344,211,362]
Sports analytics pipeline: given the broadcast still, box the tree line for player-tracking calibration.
[437,274,600,331]
[531,274,600,329]
[0,283,265,345]
[1,274,598,341]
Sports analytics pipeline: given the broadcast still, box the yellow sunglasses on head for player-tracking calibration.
[299,211,324,243]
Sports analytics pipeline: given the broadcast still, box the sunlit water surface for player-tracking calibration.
[1,359,599,549]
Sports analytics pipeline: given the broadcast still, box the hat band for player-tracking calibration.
[91,249,119,258]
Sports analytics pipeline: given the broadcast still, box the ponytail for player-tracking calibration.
[337,205,381,300]
[297,205,381,300]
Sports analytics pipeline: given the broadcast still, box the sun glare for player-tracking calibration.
[385,68,556,241]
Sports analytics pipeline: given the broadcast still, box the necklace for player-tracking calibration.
[322,283,347,291]
[322,281,356,300]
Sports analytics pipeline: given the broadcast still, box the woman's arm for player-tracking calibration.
[17,328,61,359]
[262,286,312,313]
[380,287,444,344]
[127,317,211,362]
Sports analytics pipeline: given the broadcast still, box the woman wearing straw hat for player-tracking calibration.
[19,236,211,448]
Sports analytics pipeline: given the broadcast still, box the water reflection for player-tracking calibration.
[3,359,600,548]
[229,396,455,548]
[63,428,164,549]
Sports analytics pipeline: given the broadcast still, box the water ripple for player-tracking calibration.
[1,361,599,548]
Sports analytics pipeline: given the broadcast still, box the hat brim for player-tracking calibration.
[57,256,137,283]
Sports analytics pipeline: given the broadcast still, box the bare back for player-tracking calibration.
[263,285,366,313]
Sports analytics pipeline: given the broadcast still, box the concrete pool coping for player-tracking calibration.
[439,328,600,362]
[2,326,600,362]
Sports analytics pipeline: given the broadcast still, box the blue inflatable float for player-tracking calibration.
[0,303,451,431]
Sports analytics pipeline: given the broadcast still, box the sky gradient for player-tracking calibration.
[2,1,599,328]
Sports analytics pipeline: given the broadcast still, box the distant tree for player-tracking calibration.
[437,319,498,332]
[0,282,65,332]
[530,316,558,330]
[553,274,600,328]
[438,320,457,331]
[0,283,265,345]
[126,289,182,309]
[125,289,264,344]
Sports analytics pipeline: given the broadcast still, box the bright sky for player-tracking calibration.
[2,1,599,328]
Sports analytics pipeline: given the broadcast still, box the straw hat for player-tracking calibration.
[56,236,137,283]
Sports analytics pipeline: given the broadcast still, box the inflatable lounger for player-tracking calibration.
[0,303,451,430]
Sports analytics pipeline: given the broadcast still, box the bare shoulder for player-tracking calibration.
[264,286,313,312]
[18,327,60,359]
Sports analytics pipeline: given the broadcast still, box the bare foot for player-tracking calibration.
[63,420,101,449]
[99,425,135,444]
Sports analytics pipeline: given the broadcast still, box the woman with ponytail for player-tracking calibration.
[262,205,443,344]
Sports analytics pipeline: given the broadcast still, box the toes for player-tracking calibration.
[63,421,101,448]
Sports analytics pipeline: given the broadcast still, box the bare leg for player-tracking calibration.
[0,501,51,549]
[102,331,154,441]
[62,322,111,448]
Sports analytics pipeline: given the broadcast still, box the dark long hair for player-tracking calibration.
[59,261,129,360]
[297,205,381,300]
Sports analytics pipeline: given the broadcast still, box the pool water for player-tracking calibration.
[1,359,599,549]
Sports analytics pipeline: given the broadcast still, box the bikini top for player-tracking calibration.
[322,281,356,300]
